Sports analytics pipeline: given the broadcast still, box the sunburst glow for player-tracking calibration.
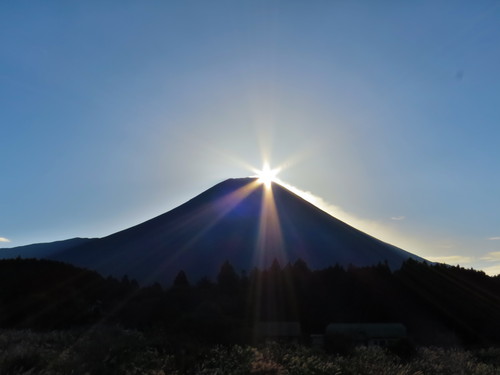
[255,163,281,188]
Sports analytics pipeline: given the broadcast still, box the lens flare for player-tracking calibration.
[255,163,281,188]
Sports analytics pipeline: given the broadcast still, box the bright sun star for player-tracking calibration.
[255,163,281,188]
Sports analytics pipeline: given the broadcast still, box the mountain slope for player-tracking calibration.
[42,178,424,285]
[0,238,95,259]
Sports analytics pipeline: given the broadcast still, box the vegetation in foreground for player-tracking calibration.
[1,328,500,375]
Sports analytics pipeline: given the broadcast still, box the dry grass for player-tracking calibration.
[0,328,499,374]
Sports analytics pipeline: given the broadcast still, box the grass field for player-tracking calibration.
[1,327,500,374]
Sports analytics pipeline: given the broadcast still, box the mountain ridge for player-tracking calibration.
[1,178,426,285]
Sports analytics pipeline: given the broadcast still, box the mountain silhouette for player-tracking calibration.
[0,238,95,260]
[1,178,425,285]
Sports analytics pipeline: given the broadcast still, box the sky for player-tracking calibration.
[2,1,500,274]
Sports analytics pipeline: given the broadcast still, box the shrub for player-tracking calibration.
[0,329,499,374]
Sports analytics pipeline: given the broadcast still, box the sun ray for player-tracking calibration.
[254,183,285,267]
[249,178,288,326]
[138,180,262,286]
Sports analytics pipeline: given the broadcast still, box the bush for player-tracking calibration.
[0,328,499,374]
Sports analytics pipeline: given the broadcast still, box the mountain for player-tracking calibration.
[0,238,95,259]
[1,178,425,285]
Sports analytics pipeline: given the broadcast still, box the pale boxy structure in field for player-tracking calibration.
[326,323,407,346]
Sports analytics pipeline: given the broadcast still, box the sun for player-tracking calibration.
[255,163,281,188]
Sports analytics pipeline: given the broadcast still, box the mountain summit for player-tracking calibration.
[2,178,424,284]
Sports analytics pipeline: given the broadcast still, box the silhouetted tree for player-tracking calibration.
[217,261,239,292]
[4,257,500,346]
[270,258,281,273]
[173,270,190,287]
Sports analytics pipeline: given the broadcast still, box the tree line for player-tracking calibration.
[1,257,500,347]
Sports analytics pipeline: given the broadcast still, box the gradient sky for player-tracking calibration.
[2,1,500,274]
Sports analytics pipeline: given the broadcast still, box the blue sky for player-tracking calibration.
[2,1,500,274]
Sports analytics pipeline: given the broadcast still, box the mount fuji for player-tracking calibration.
[0,178,425,285]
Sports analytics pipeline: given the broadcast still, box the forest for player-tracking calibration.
[1,257,500,348]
